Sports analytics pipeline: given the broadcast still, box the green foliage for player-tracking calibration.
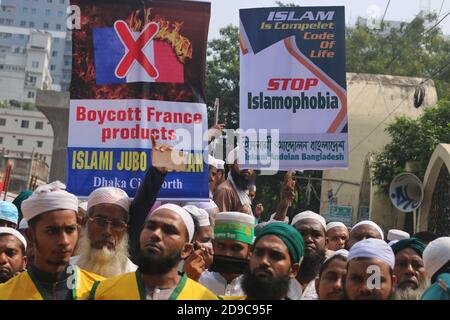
[372,100,450,193]
[346,15,450,99]
[205,25,240,129]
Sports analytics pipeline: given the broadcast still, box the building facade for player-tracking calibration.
[0,0,71,92]
[0,30,53,102]
[0,107,53,167]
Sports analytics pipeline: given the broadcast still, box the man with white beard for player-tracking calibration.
[71,187,137,278]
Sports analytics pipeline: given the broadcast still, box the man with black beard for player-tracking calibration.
[89,204,218,300]
[213,147,256,214]
[240,222,304,300]
[291,210,327,300]
[0,228,27,283]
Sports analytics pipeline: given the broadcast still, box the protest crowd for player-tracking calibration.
[0,140,449,301]
[0,0,449,304]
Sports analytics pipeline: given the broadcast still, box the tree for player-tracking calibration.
[346,15,450,99]
[372,99,450,193]
[205,25,240,129]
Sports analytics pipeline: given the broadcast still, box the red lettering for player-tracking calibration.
[267,78,319,91]
[267,78,279,90]
[76,106,86,121]
[193,113,202,124]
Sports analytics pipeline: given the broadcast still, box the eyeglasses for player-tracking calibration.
[88,216,127,231]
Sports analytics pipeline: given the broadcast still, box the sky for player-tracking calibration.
[201,0,450,40]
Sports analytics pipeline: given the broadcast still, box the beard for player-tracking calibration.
[75,227,130,278]
[136,248,182,276]
[393,279,430,300]
[0,270,14,284]
[297,248,326,285]
[231,169,255,190]
[241,267,290,300]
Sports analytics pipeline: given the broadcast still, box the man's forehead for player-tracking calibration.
[295,218,324,231]
[327,227,348,235]
[0,234,22,247]
[395,248,422,260]
[148,210,183,226]
[351,224,380,236]
[348,257,390,271]
[39,210,77,224]
[324,258,347,273]
[214,239,246,247]
[92,204,127,218]
[256,235,288,252]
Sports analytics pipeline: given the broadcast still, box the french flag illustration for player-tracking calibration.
[93,21,184,85]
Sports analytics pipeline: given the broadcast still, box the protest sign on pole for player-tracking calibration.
[68,0,211,200]
[239,7,348,171]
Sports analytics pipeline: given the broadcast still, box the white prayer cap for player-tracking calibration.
[183,205,210,227]
[270,212,289,223]
[215,160,225,170]
[291,210,326,230]
[325,248,349,263]
[78,201,88,212]
[351,220,384,240]
[151,204,195,243]
[185,199,218,211]
[18,218,28,230]
[423,237,450,279]
[387,229,409,241]
[208,154,225,170]
[21,181,78,222]
[215,211,255,226]
[227,147,239,165]
[0,227,27,250]
[326,221,348,232]
[348,238,395,269]
[87,187,130,215]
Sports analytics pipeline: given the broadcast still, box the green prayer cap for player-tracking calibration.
[392,237,426,257]
[254,222,304,264]
[214,212,255,245]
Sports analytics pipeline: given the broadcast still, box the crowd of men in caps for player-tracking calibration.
[0,144,449,300]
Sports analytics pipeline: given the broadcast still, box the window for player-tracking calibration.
[21,120,29,128]
[54,38,60,43]
[60,0,65,4]
[47,0,53,3]
[37,141,43,148]
[32,61,39,68]
[52,50,57,57]
[50,64,56,71]
[14,47,20,53]
[56,24,61,30]
[31,8,36,15]
[19,34,25,39]
[29,21,34,28]
[57,11,63,17]
[0,137,3,144]
[0,119,6,126]
[20,20,26,27]
[23,8,28,14]
[43,23,49,29]
[17,139,23,146]
[45,9,51,16]
[27,91,35,98]
[35,121,43,129]
[64,59,70,66]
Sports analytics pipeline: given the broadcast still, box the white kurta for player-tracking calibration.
[301,278,319,300]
